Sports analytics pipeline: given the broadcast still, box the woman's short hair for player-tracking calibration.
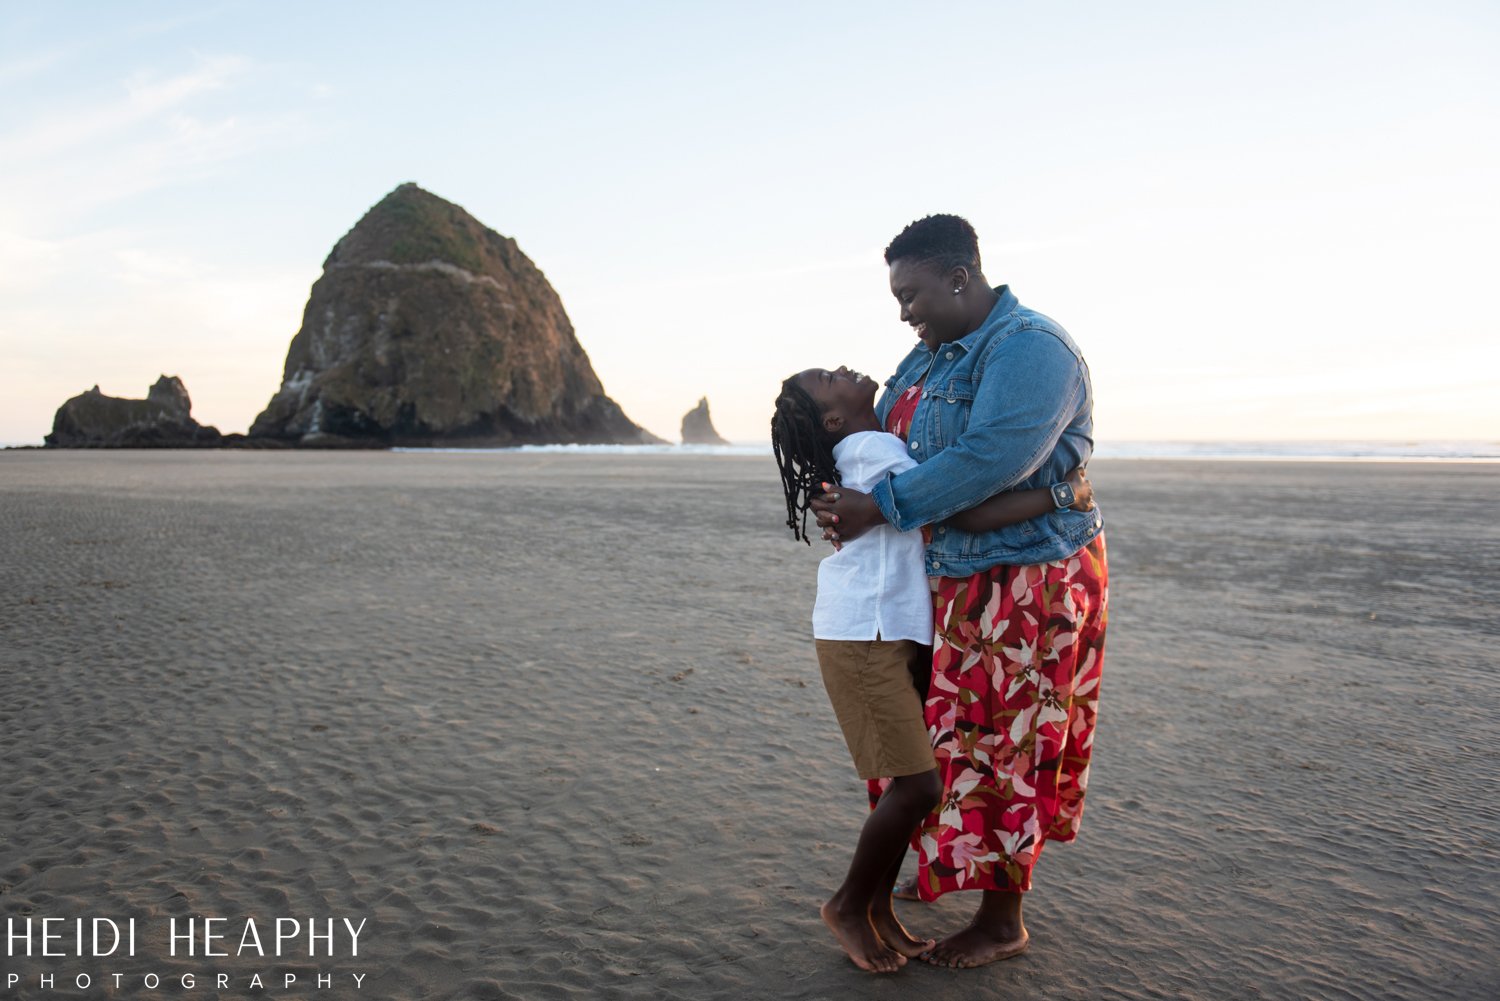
[883,214,981,275]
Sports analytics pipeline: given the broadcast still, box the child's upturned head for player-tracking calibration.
[791,367,880,438]
[770,366,879,544]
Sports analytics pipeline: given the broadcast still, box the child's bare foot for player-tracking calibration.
[920,923,1029,968]
[869,898,934,958]
[820,900,906,973]
[891,877,922,902]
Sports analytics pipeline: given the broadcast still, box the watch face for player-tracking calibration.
[1052,482,1074,508]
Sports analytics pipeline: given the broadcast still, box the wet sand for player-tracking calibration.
[1,451,1497,1000]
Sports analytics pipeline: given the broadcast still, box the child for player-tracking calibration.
[770,365,1092,974]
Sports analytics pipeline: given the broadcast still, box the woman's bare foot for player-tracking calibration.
[869,898,934,958]
[920,923,1029,968]
[891,877,923,902]
[820,900,906,973]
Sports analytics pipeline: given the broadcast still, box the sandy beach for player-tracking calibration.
[1,451,1496,1000]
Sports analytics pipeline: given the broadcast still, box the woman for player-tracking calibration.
[812,214,1108,969]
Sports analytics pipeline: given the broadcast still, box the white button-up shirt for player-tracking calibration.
[812,431,934,644]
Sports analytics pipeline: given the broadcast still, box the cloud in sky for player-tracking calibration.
[1,52,306,230]
[5,54,244,158]
[0,47,71,86]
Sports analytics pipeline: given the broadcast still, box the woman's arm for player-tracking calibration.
[809,469,1093,543]
[869,330,1087,532]
[946,468,1093,533]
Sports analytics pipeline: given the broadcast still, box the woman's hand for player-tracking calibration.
[809,483,886,546]
[1068,467,1096,511]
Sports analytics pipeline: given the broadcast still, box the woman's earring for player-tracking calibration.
[952,287,964,295]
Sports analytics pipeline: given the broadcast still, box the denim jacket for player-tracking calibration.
[870,286,1103,574]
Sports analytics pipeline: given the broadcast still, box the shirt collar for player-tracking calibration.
[831,430,879,465]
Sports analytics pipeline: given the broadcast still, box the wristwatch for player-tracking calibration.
[1049,480,1076,510]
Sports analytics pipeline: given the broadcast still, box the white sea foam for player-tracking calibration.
[390,443,769,457]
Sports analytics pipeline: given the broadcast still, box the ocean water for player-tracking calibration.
[393,441,1500,462]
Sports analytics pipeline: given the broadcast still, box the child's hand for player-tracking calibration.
[814,483,843,550]
[811,482,883,546]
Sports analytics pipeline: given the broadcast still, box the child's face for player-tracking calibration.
[795,367,879,435]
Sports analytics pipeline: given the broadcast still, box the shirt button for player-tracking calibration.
[945,351,955,359]
[910,441,921,450]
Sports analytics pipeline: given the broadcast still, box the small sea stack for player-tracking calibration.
[680,397,728,445]
[44,376,221,448]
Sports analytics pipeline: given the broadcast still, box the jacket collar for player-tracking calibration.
[948,285,1018,354]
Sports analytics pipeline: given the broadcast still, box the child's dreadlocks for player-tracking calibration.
[771,375,841,545]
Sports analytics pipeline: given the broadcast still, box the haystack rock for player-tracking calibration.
[249,183,662,447]
[45,376,221,448]
[680,397,728,445]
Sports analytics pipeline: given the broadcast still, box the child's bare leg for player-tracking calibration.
[886,657,933,905]
[869,842,931,955]
[821,768,941,972]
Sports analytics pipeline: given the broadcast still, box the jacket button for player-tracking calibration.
[910,441,921,450]
[947,397,956,404]
[937,526,946,535]
[945,351,955,359]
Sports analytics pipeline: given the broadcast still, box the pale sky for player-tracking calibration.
[2,1,1496,446]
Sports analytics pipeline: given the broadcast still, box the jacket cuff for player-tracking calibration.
[870,475,907,531]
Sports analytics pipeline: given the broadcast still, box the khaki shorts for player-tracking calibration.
[814,638,936,780]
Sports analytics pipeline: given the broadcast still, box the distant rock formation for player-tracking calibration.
[680,397,728,445]
[249,183,662,447]
[45,376,222,448]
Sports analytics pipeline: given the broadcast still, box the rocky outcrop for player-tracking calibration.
[249,183,662,447]
[45,376,222,448]
[680,397,728,445]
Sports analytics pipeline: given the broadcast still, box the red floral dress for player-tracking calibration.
[873,380,1109,898]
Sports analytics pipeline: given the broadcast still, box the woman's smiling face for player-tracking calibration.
[889,257,967,349]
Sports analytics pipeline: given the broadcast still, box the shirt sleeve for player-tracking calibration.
[846,434,918,491]
[869,330,1085,531]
